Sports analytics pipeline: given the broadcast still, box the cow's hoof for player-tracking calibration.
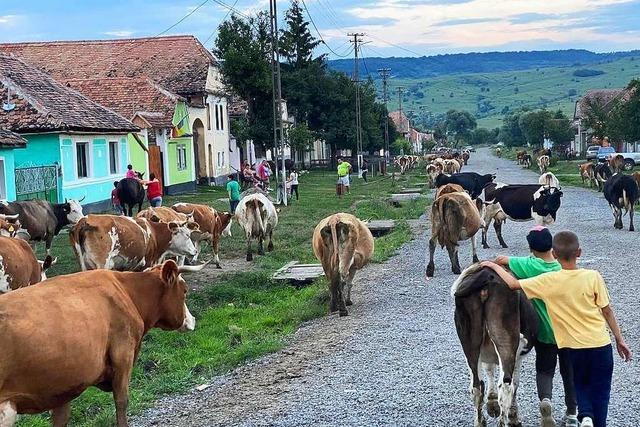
[500,243,509,249]
[487,399,500,418]
[246,254,253,262]
[216,264,222,269]
[482,244,490,249]
[267,243,274,251]
[630,227,635,232]
[472,256,480,263]
[346,300,353,306]
[426,267,434,278]
[452,266,461,275]
[339,310,349,317]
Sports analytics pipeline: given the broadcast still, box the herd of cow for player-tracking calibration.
[0,178,380,425]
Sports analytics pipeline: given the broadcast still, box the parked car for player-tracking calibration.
[586,145,600,160]
[463,145,476,152]
[596,146,616,162]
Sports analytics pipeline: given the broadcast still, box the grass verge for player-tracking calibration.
[18,169,428,427]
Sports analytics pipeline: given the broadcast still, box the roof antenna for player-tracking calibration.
[2,88,16,112]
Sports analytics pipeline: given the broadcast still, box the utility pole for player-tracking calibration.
[269,0,286,205]
[397,86,405,148]
[349,32,365,174]
[378,67,391,166]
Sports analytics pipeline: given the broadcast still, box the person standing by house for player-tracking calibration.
[111,181,123,215]
[144,173,163,207]
[288,168,299,201]
[361,159,369,183]
[336,158,352,197]
[226,174,241,214]
[256,160,270,191]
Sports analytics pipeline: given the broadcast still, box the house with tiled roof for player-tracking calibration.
[63,77,196,194]
[0,35,235,186]
[573,88,632,153]
[389,111,410,138]
[0,54,138,208]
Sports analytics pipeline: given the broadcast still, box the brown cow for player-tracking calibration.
[0,236,54,293]
[136,206,191,223]
[633,171,640,190]
[579,163,596,188]
[70,215,199,271]
[435,183,465,198]
[172,203,233,268]
[609,154,624,173]
[537,155,550,174]
[312,213,374,316]
[426,164,440,188]
[426,191,483,277]
[0,260,198,426]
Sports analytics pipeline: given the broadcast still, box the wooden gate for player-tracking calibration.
[148,145,164,188]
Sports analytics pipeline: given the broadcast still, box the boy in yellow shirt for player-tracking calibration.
[482,231,631,427]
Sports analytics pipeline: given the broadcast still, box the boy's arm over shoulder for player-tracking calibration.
[506,256,531,279]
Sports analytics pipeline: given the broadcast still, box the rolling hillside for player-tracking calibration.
[329,50,640,129]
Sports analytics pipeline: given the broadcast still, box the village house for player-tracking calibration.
[0,35,235,186]
[389,110,410,139]
[0,54,138,210]
[63,77,195,194]
[573,88,635,153]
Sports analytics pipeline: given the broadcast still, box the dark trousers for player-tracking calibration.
[230,200,239,214]
[535,341,577,415]
[291,184,299,200]
[362,170,368,182]
[567,344,613,427]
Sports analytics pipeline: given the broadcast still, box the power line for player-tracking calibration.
[300,0,353,58]
[158,0,212,36]
[367,33,425,57]
[378,67,391,164]
[202,0,240,46]
[350,33,365,171]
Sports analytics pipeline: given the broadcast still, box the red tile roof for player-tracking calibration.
[64,77,181,128]
[389,110,409,133]
[0,35,215,96]
[0,54,138,133]
[0,129,27,147]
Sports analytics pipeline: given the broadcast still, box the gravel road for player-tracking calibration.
[134,148,639,427]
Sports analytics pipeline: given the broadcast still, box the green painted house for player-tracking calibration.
[65,77,196,194]
[0,54,138,211]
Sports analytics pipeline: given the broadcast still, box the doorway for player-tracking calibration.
[192,119,207,181]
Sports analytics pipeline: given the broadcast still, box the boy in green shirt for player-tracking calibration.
[493,226,577,427]
[226,174,241,214]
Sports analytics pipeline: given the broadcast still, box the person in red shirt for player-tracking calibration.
[143,173,163,207]
[111,181,123,215]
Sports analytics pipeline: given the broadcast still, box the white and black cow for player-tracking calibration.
[595,163,613,192]
[0,198,85,255]
[604,173,640,231]
[434,172,496,200]
[480,183,563,248]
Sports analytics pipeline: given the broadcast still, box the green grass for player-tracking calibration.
[18,168,428,427]
[382,56,640,127]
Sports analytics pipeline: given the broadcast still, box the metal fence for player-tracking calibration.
[15,165,58,202]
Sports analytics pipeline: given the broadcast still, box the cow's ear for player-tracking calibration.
[168,221,179,232]
[186,222,199,231]
[150,214,161,222]
[162,259,179,287]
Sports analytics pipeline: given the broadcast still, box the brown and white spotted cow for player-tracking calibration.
[172,203,233,268]
[0,236,55,293]
[70,215,200,271]
[579,163,596,188]
[312,213,374,317]
[235,194,278,261]
[136,206,192,223]
[537,155,550,174]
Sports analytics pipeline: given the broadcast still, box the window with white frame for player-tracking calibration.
[177,144,187,171]
[76,142,89,178]
[214,103,220,130]
[109,141,119,174]
[219,105,224,130]
[217,151,225,167]
[206,104,211,130]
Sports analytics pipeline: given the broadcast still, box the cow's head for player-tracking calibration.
[533,187,563,223]
[38,255,57,281]
[0,214,20,237]
[167,222,199,257]
[152,260,196,332]
[63,197,85,224]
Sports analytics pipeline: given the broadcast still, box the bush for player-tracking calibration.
[573,69,605,77]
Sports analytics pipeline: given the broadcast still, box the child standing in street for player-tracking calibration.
[111,181,123,215]
[492,226,577,427]
[482,231,631,427]
[226,174,241,214]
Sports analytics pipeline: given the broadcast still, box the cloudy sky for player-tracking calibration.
[1,0,639,58]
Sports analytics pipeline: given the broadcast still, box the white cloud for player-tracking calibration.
[0,15,20,26]
[338,0,639,53]
[104,30,135,37]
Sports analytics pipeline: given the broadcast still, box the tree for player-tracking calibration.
[608,79,640,144]
[519,110,552,147]
[470,128,497,146]
[214,14,273,150]
[279,0,322,69]
[444,109,477,146]
[546,111,574,145]
[392,137,411,155]
[499,111,527,147]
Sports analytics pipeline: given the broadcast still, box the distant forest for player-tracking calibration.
[328,49,640,79]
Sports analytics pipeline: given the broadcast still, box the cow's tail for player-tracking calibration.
[436,197,462,247]
[328,217,341,276]
[69,219,96,271]
[253,200,265,236]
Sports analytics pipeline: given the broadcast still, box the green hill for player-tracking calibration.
[378,56,640,129]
